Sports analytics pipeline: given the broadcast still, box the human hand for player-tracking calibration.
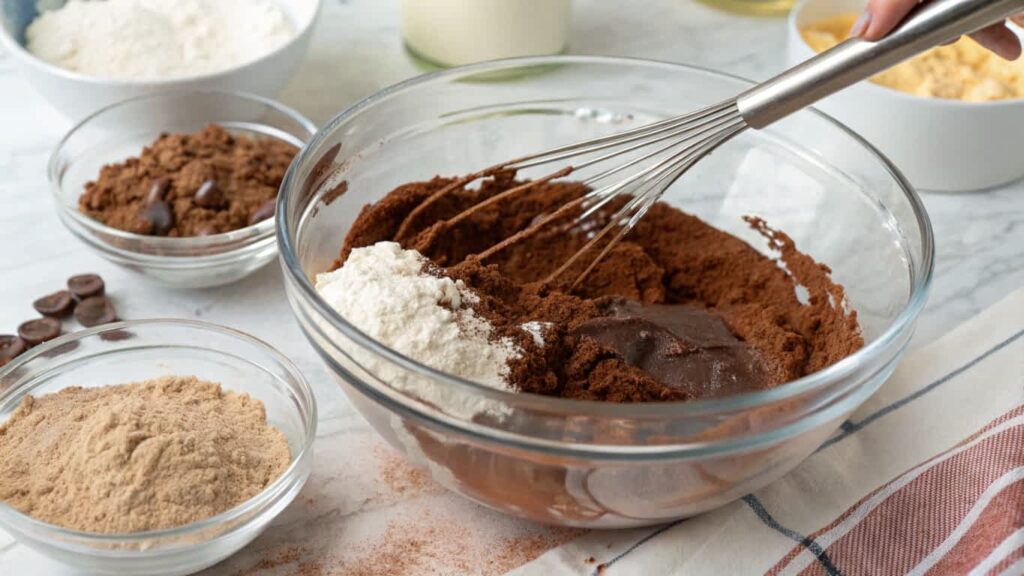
[850,0,1024,60]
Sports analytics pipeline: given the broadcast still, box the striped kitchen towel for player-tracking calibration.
[511,287,1024,576]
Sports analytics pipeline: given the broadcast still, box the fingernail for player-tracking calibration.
[1000,43,1021,61]
[849,10,872,38]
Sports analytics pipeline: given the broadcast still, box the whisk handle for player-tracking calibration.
[737,0,1024,129]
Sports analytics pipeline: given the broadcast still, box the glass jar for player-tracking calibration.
[402,0,572,67]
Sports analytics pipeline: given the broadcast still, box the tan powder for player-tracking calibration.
[0,375,291,533]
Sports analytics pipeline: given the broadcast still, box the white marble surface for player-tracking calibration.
[0,1,1021,574]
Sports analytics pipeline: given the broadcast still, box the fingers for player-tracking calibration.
[970,23,1022,60]
[853,0,919,40]
[852,3,1023,61]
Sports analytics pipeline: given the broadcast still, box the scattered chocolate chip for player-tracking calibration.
[100,329,134,342]
[0,335,27,367]
[194,179,227,209]
[33,290,74,317]
[145,178,170,204]
[17,318,61,346]
[41,340,80,358]
[67,274,105,300]
[141,201,174,236]
[248,199,276,225]
[74,296,118,327]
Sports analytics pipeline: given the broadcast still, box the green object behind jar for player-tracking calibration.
[699,0,795,16]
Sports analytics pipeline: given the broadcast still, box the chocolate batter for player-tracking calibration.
[337,172,862,403]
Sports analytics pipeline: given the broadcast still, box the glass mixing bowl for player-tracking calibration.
[278,56,933,528]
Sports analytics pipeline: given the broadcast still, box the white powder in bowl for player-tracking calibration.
[25,0,296,80]
[315,242,520,395]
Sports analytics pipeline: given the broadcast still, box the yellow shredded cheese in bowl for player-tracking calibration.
[801,13,1024,101]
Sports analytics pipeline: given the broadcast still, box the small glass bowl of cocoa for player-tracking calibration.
[0,320,316,576]
[49,90,316,288]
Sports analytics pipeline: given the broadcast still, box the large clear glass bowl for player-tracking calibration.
[278,56,933,528]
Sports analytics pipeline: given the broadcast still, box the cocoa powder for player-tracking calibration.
[338,174,863,402]
[79,124,297,237]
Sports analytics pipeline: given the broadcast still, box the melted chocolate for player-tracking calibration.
[573,301,769,399]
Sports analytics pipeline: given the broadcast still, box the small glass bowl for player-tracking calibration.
[0,320,316,576]
[49,90,317,288]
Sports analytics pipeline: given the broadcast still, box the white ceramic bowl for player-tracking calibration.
[788,0,1024,192]
[0,0,321,120]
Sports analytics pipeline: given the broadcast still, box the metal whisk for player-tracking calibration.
[395,0,1022,289]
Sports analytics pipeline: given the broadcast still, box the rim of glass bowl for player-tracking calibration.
[0,319,317,549]
[48,90,317,260]
[278,55,934,445]
[0,0,322,87]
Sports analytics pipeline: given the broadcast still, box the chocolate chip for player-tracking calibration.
[40,339,80,358]
[33,290,74,317]
[248,199,276,225]
[0,335,27,367]
[146,178,170,204]
[141,201,174,236]
[194,179,227,209]
[74,296,118,327]
[17,318,61,346]
[67,274,105,300]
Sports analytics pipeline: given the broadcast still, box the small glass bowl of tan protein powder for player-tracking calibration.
[0,320,315,576]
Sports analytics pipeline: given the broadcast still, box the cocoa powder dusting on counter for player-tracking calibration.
[339,173,863,402]
[489,530,588,572]
[79,124,297,237]
[340,515,580,576]
[345,521,471,576]
[375,446,443,498]
[244,547,305,573]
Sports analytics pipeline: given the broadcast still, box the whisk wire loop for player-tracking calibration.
[394,101,747,290]
[549,116,747,289]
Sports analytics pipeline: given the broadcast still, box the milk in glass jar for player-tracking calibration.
[402,0,572,67]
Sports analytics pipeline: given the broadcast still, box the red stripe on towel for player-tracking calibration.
[767,405,1024,576]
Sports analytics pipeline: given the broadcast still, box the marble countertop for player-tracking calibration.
[0,1,1020,574]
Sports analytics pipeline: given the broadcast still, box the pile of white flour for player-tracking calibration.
[26,0,295,79]
[315,242,521,397]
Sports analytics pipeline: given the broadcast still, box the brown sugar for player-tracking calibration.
[0,375,291,533]
[337,173,863,403]
[79,124,297,237]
